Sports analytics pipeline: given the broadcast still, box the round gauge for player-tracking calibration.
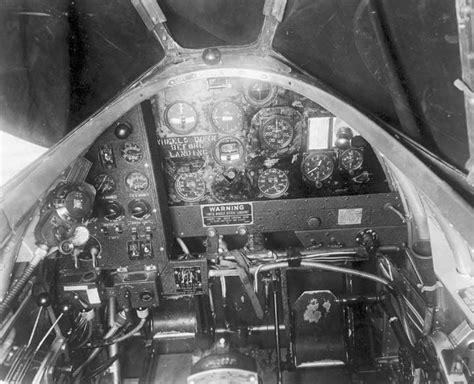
[260,116,294,149]
[302,152,335,182]
[102,201,124,222]
[210,101,244,133]
[175,173,206,202]
[340,148,363,171]
[212,136,246,166]
[245,81,277,106]
[120,142,143,163]
[165,102,198,134]
[258,168,289,199]
[93,174,116,195]
[128,199,151,220]
[125,171,149,192]
[211,172,253,202]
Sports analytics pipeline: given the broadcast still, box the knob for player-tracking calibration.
[61,302,72,313]
[36,292,51,307]
[202,47,221,65]
[307,217,321,229]
[128,200,151,220]
[139,291,153,302]
[115,123,132,139]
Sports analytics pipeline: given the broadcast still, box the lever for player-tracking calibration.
[27,292,51,347]
[34,303,71,353]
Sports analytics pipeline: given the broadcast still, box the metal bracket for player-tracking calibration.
[131,0,187,57]
[256,0,288,53]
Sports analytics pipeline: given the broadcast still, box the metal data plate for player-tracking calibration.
[186,368,259,384]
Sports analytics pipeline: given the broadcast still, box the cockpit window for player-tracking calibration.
[273,0,469,171]
[0,131,47,186]
[159,0,265,48]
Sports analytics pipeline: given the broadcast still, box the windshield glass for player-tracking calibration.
[0,0,469,177]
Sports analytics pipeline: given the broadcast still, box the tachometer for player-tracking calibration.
[257,168,289,198]
[175,173,206,202]
[260,116,294,149]
[210,101,244,133]
[165,102,198,134]
[93,174,116,195]
[120,142,143,163]
[340,148,363,171]
[302,152,334,182]
[125,171,149,192]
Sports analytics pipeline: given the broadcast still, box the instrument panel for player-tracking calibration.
[153,77,389,206]
[83,77,402,270]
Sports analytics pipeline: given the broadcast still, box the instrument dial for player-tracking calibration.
[175,173,206,202]
[165,102,198,134]
[125,171,149,192]
[120,142,143,163]
[258,168,289,199]
[245,81,277,106]
[212,136,246,166]
[93,174,116,195]
[340,148,363,171]
[128,199,151,220]
[102,201,124,222]
[260,116,294,149]
[302,152,335,182]
[210,101,244,133]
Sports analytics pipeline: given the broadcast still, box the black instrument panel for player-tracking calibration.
[85,105,172,270]
[152,77,390,207]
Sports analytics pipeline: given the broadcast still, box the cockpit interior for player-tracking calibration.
[1,1,474,383]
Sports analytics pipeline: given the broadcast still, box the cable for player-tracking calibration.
[72,324,119,378]
[82,355,119,382]
[81,318,147,349]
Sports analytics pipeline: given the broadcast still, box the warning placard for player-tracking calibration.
[201,203,253,227]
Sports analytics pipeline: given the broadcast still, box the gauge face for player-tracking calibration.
[260,117,294,149]
[175,173,206,202]
[120,142,143,163]
[125,171,149,192]
[165,102,198,134]
[302,152,335,182]
[210,101,244,133]
[102,201,124,222]
[340,148,363,171]
[258,168,289,199]
[245,81,277,106]
[213,136,246,166]
[128,199,151,220]
[93,174,116,195]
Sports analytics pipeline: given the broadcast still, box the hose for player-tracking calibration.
[0,245,50,318]
[254,259,391,293]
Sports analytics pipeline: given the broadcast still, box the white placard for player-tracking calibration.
[307,117,331,150]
